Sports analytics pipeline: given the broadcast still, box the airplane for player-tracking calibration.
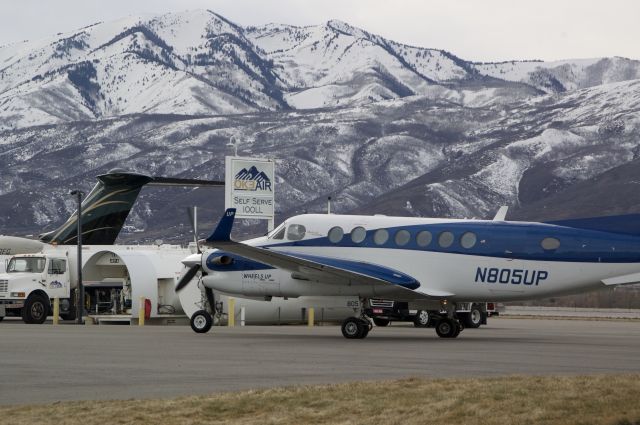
[176,207,640,339]
[0,168,224,256]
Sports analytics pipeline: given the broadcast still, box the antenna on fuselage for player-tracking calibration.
[493,206,509,221]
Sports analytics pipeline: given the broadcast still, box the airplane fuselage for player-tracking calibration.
[200,214,640,302]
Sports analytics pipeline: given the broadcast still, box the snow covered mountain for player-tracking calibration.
[1,10,639,241]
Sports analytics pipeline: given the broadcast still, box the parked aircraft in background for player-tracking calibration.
[0,169,224,254]
[177,208,640,339]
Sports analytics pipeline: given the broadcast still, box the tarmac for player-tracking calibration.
[1,317,639,406]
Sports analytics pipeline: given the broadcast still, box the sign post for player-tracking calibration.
[225,156,275,231]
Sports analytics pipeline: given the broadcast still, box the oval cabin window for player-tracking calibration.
[416,230,432,247]
[328,226,344,243]
[438,231,454,248]
[395,230,411,246]
[351,226,367,244]
[373,229,389,245]
[460,232,477,249]
[541,237,560,250]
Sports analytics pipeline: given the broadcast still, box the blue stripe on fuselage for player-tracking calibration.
[263,221,640,263]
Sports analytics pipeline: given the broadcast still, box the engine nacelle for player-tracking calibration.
[210,255,234,266]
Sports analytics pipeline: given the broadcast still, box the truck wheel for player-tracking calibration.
[413,310,430,327]
[464,306,483,328]
[190,310,213,333]
[60,307,76,321]
[22,294,49,324]
[59,299,76,321]
[373,318,390,327]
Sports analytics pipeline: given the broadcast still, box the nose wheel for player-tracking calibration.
[341,316,372,339]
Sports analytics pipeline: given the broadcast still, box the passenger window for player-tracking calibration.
[395,230,411,246]
[438,231,454,248]
[373,229,389,245]
[287,224,306,241]
[416,230,432,247]
[271,226,286,240]
[541,237,560,250]
[328,226,344,243]
[460,232,477,249]
[351,226,367,244]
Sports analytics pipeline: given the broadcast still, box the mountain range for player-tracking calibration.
[0,9,639,242]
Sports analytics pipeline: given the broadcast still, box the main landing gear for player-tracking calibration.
[341,316,372,339]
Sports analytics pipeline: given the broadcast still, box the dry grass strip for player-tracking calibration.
[1,375,639,425]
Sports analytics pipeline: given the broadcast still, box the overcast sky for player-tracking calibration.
[0,0,638,62]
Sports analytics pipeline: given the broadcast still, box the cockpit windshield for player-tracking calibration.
[6,257,46,274]
[268,223,286,240]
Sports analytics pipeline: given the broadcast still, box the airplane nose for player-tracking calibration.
[182,253,202,268]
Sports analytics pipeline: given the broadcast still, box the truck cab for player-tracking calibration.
[0,253,73,323]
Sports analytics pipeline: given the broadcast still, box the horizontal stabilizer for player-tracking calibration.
[547,214,640,237]
[602,272,640,286]
[149,176,224,187]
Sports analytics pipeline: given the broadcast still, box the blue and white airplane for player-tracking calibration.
[176,207,640,339]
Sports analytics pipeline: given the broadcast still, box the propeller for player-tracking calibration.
[176,207,204,293]
[187,206,201,254]
[176,260,201,292]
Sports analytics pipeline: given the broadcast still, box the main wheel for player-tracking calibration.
[373,318,390,327]
[360,319,371,338]
[22,294,49,324]
[464,305,483,328]
[341,317,370,339]
[0,316,4,322]
[190,310,213,333]
[435,318,458,338]
[413,310,430,328]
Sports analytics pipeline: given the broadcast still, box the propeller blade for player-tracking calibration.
[186,206,201,254]
[176,264,201,292]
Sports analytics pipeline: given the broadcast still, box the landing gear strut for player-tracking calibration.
[341,297,372,339]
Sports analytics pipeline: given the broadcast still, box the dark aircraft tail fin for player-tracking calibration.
[39,170,224,245]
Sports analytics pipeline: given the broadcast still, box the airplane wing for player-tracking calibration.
[204,209,453,300]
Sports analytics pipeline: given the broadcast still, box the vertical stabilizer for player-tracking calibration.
[39,171,153,245]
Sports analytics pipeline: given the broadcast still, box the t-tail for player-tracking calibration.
[39,169,224,245]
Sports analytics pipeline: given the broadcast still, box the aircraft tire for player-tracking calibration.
[190,310,213,333]
[435,318,458,338]
[373,318,390,327]
[413,310,430,327]
[0,316,4,322]
[22,294,49,324]
[358,319,371,338]
[342,317,366,339]
[453,321,463,338]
